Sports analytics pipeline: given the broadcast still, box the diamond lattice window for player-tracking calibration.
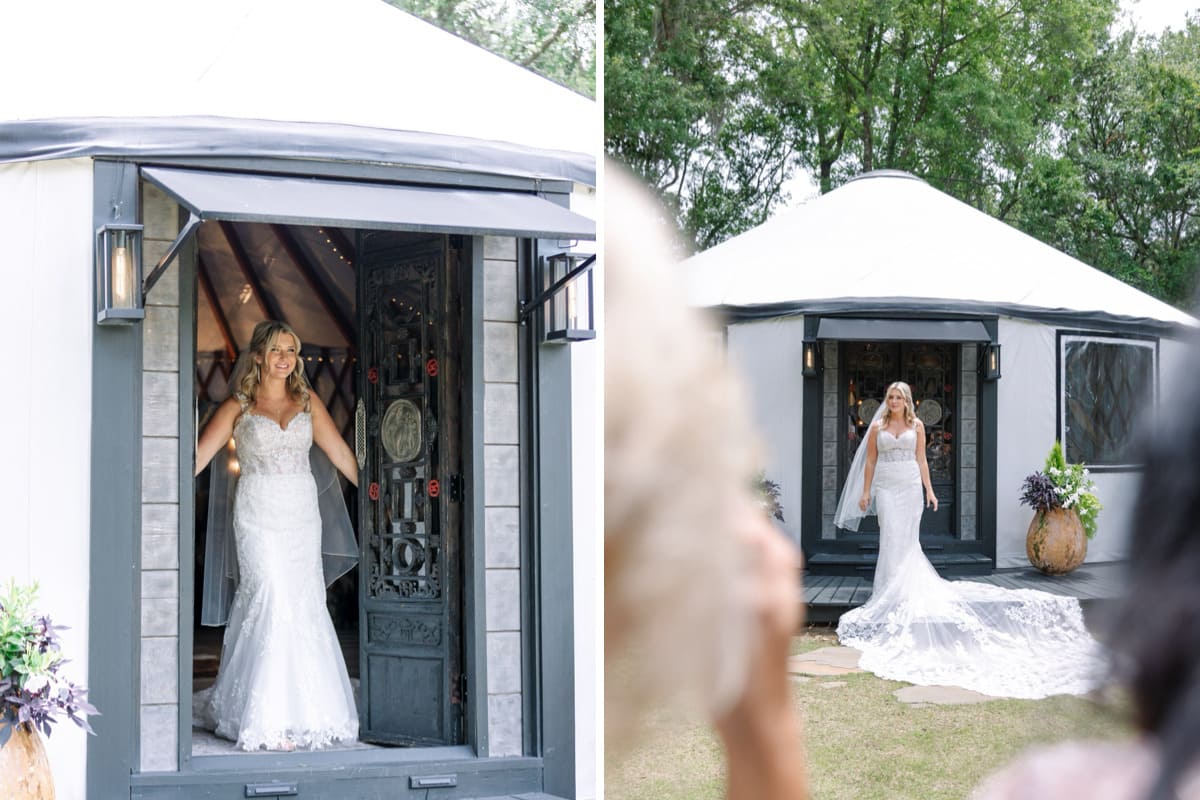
[1060,335,1157,467]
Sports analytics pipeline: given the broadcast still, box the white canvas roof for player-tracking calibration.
[1,0,594,161]
[685,170,1196,329]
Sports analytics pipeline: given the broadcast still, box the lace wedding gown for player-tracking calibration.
[836,427,1105,699]
[195,411,359,750]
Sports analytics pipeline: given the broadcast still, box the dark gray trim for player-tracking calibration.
[176,212,199,771]
[816,318,991,342]
[979,319,1000,563]
[519,239,541,759]
[799,316,824,575]
[531,241,576,797]
[87,159,143,798]
[1054,328,1160,473]
[0,116,595,185]
[534,350,575,797]
[464,237,490,754]
[717,298,1196,339]
[130,755,545,799]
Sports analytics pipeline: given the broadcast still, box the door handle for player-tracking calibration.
[355,398,366,470]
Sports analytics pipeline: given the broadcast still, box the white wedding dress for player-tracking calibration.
[195,411,359,750]
[836,426,1105,699]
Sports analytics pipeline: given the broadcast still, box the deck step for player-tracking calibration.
[806,551,993,576]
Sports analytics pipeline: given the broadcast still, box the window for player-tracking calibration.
[1058,333,1158,468]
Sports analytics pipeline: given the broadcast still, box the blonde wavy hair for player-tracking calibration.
[606,162,760,747]
[234,320,311,414]
[880,380,917,429]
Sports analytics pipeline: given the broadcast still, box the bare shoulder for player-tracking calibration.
[914,418,925,432]
[215,395,242,417]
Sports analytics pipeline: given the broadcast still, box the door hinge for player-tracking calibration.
[448,473,464,502]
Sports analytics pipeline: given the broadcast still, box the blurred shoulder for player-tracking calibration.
[971,740,1192,800]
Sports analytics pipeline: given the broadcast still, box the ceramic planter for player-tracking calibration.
[0,722,55,799]
[1026,507,1087,575]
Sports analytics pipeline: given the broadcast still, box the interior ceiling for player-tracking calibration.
[195,220,356,356]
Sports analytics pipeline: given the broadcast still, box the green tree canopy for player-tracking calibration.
[606,1,1200,306]
[386,0,596,98]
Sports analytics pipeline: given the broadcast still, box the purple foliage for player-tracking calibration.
[1019,471,1060,511]
[0,584,99,747]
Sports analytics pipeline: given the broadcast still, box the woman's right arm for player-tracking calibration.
[859,424,879,510]
[194,397,242,476]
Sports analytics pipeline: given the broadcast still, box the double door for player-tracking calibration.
[839,342,958,538]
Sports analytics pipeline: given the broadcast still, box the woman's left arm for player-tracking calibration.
[310,393,359,487]
[915,421,938,511]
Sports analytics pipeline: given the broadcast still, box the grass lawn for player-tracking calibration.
[608,627,1131,800]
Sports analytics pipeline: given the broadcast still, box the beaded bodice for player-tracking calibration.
[234,412,312,476]
[877,427,917,463]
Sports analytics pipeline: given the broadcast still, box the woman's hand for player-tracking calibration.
[858,493,870,512]
[716,504,808,800]
[925,489,938,511]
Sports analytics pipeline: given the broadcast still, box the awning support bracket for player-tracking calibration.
[518,254,596,324]
[142,211,201,302]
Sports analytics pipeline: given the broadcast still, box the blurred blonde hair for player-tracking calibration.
[605,162,761,744]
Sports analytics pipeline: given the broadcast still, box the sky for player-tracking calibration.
[779,0,1198,208]
[1118,0,1198,33]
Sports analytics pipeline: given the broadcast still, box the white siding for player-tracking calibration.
[0,158,94,800]
[726,317,806,545]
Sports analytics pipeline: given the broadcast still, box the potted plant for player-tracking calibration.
[1019,442,1102,575]
[1,581,98,799]
[754,471,785,523]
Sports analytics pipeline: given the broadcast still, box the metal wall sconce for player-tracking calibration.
[981,343,1002,381]
[539,252,596,343]
[95,222,145,325]
[802,338,821,377]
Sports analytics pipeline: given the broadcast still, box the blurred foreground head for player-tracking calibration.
[604,161,761,742]
[1111,331,1200,800]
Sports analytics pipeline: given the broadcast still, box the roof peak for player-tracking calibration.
[847,169,926,184]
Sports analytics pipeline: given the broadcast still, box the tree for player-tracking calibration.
[605,0,1119,251]
[385,0,596,97]
[605,0,799,250]
[1013,19,1200,306]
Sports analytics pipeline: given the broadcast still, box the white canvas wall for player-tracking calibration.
[996,317,1151,567]
[3,0,594,159]
[0,158,93,800]
[726,317,805,546]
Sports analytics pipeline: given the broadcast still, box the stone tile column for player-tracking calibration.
[139,183,181,772]
[482,236,523,756]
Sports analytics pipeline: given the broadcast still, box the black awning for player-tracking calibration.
[816,318,992,342]
[141,166,595,240]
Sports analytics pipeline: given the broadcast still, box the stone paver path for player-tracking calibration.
[788,646,865,676]
[893,684,996,705]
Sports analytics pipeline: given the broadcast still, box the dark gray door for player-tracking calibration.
[357,234,464,746]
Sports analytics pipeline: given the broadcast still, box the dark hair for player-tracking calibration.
[1108,332,1200,800]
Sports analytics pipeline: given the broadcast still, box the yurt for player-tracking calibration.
[0,1,598,798]
[686,170,1194,577]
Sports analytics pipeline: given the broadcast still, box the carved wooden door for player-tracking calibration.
[356,234,463,746]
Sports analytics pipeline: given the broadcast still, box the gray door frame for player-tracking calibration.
[87,157,584,798]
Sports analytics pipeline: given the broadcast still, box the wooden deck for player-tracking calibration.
[804,562,1128,623]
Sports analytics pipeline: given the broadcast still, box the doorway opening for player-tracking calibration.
[189,221,466,755]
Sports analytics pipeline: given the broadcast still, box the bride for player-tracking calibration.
[193,320,360,750]
[834,381,1104,699]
